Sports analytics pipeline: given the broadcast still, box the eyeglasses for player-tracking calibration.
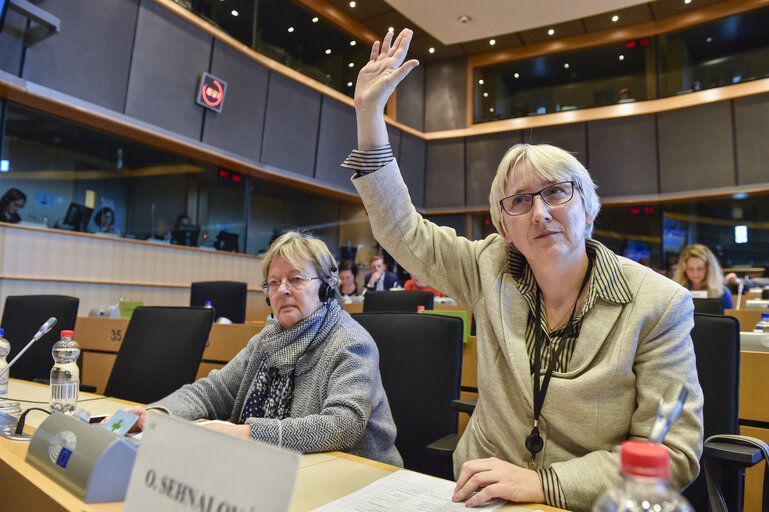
[262,276,321,294]
[499,181,575,216]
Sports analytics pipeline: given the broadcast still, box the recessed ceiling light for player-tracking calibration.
[388,27,394,33]
[312,17,318,23]
[483,92,488,97]
[231,10,238,16]
[347,82,353,87]
[348,62,355,68]
[325,49,332,55]
[706,36,712,42]
[350,41,356,46]
[287,27,294,33]
[428,47,435,54]
[349,1,356,7]
[684,0,692,4]
[489,39,496,46]
[457,15,471,24]
[489,107,495,112]
[564,63,569,69]
[478,79,484,85]
[547,28,555,36]
[611,15,619,22]
[514,72,520,78]
[619,54,625,61]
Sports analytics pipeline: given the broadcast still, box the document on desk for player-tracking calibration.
[310,470,506,511]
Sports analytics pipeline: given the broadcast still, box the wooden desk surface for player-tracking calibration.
[1,380,567,512]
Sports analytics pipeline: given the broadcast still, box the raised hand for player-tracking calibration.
[354,29,419,149]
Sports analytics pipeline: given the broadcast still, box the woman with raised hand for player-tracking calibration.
[343,28,703,511]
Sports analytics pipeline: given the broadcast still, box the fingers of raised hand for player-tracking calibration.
[381,30,394,55]
[369,40,380,62]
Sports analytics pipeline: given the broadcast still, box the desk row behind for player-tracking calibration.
[1,379,557,512]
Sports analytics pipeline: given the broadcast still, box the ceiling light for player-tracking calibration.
[388,27,394,33]
[706,36,712,42]
[350,41,356,46]
[611,15,619,22]
[684,0,692,3]
[457,15,471,24]
[231,9,238,16]
[483,92,488,97]
[347,82,353,87]
[325,49,331,55]
[514,72,520,78]
[619,54,625,61]
[489,107,495,112]
[287,27,294,33]
[547,28,555,36]
[564,63,569,69]
[348,62,355,68]
[489,39,496,46]
[312,17,318,23]
[478,79,484,85]
[428,47,435,54]
[349,1,356,7]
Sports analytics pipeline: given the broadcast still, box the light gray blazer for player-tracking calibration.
[150,311,403,467]
[353,160,703,511]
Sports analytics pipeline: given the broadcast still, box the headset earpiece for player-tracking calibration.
[318,281,334,303]
[265,296,271,307]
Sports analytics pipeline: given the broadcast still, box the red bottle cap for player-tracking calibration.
[620,440,670,479]
[417,306,425,312]
[61,330,75,338]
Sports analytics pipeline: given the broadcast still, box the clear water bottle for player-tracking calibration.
[592,440,692,512]
[49,330,80,413]
[0,328,10,399]
[753,312,769,333]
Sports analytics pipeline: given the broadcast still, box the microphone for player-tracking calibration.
[647,382,688,444]
[0,317,57,380]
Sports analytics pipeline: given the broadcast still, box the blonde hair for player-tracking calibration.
[262,232,338,284]
[672,244,725,298]
[488,143,600,239]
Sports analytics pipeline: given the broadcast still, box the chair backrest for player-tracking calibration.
[693,298,724,315]
[352,312,462,478]
[190,281,247,323]
[684,313,741,511]
[362,290,434,313]
[104,306,214,403]
[0,295,79,382]
[762,289,769,300]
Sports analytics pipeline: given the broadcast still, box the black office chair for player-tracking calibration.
[0,295,79,382]
[362,291,434,313]
[684,313,766,511]
[190,281,247,324]
[352,312,462,479]
[104,306,214,404]
[693,298,724,315]
[762,289,769,300]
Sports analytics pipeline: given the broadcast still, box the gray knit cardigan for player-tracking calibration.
[149,310,403,467]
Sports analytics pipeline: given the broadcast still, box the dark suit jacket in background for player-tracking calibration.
[364,270,400,290]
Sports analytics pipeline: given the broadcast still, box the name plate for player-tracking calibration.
[124,413,301,512]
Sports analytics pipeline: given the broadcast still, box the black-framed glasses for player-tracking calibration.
[262,276,321,294]
[499,181,575,216]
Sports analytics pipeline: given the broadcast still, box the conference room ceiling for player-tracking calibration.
[319,0,727,60]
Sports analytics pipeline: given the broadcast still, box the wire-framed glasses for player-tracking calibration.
[499,181,575,216]
[262,276,321,294]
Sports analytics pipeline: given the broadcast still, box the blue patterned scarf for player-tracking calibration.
[239,300,341,422]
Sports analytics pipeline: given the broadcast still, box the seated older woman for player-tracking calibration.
[119,232,402,466]
[344,29,703,511]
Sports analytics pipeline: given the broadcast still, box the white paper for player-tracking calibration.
[310,470,506,512]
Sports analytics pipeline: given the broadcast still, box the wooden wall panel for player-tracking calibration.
[465,131,523,208]
[658,102,735,193]
[260,72,322,178]
[22,0,139,113]
[588,115,659,197]
[734,93,769,185]
[425,57,467,132]
[202,39,269,163]
[425,139,465,208]
[125,0,210,139]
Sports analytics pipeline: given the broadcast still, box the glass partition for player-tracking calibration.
[474,6,769,123]
[0,101,355,257]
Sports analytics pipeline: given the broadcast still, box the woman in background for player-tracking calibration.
[337,260,362,300]
[673,244,733,309]
[0,188,26,223]
[91,207,120,235]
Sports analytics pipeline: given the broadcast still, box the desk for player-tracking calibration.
[1,380,564,512]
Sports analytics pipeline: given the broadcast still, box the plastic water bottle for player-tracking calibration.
[592,440,692,512]
[753,312,769,333]
[0,328,10,399]
[49,330,80,413]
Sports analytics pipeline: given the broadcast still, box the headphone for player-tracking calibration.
[266,263,338,306]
